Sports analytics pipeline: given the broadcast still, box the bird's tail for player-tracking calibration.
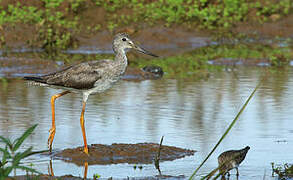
[23,76,45,83]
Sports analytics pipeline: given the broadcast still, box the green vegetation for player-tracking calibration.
[93,0,293,29]
[0,77,8,86]
[0,124,40,179]
[133,164,143,170]
[272,163,293,179]
[0,0,292,51]
[93,173,101,179]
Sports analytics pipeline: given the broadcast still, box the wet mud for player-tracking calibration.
[234,14,293,38]
[81,15,293,50]
[52,143,195,166]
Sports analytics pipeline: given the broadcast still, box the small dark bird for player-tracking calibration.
[142,65,164,79]
[24,33,158,155]
[218,146,250,177]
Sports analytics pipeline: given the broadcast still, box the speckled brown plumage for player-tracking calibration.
[218,146,250,177]
[24,61,102,89]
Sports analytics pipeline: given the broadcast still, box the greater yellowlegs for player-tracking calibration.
[24,33,158,154]
[218,146,250,177]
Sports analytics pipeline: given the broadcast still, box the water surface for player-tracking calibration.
[0,67,293,179]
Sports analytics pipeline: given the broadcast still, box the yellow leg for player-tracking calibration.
[49,160,54,176]
[83,162,88,179]
[80,101,89,154]
[48,91,70,152]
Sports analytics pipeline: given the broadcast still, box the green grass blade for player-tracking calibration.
[13,147,33,165]
[13,124,37,152]
[0,147,8,154]
[200,166,220,180]
[26,149,49,156]
[3,166,13,177]
[189,82,261,180]
[0,136,13,150]
[212,172,221,179]
[1,146,11,167]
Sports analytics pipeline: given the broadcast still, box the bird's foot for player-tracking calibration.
[84,146,89,155]
[47,127,56,152]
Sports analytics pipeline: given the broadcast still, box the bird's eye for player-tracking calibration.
[122,38,126,41]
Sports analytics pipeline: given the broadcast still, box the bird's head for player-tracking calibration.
[113,33,158,57]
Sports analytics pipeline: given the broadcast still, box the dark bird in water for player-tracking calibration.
[24,33,158,155]
[142,65,164,79]
[218,146,250,177]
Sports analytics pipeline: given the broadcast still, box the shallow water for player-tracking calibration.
[0,67,293,179]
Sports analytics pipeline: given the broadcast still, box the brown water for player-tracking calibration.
[1,67,293,179]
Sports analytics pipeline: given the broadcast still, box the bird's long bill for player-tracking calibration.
[133,44,159,57]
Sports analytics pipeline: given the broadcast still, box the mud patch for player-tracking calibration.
[53,143,195,166]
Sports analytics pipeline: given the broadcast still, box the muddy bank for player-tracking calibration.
[3,18,293,58]
[3,24,293,57]
[52,143,195,166]
[75,20,293,57]
[1,1,293,60]
[1,26,213,57]
[234,14,293,38]
[75,26,213,57]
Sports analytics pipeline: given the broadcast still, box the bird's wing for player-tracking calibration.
[42,60,112,89]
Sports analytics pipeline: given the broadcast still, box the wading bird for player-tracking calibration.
[24,33,158,154]
[218,146,250,177]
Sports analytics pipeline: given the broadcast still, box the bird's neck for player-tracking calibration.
[114,49,128,68]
